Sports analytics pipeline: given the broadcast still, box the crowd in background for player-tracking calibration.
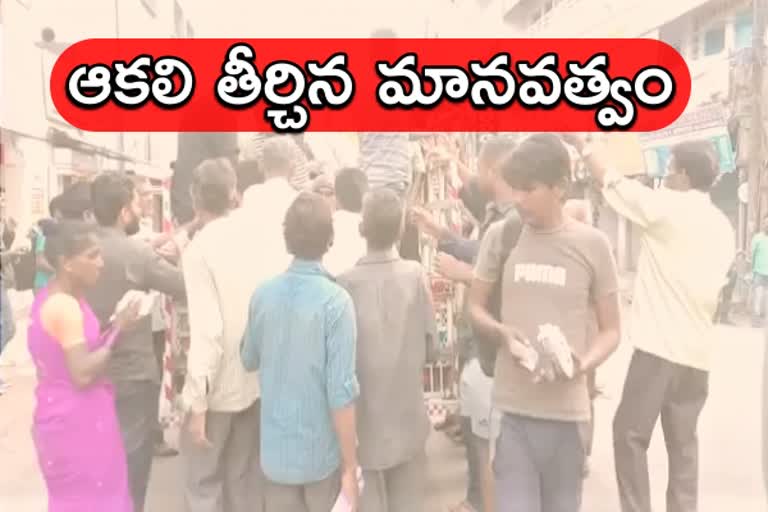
[0,131,738,512]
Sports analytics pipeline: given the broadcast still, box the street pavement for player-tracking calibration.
[1,294,766,511]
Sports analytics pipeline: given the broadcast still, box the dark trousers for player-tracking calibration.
[493,413,584,512]
[613,350,708,512]
[715,273,737,324]
[115,381,161,512]
[152,331,166,444]
[462,416,487,511]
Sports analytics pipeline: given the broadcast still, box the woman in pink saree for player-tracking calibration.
[27,221,138,512]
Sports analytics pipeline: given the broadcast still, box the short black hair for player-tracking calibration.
[500,134,571,189]
[44,220,97,270]
[236,159,264,194]
[191,158,237,215]
[335,167,368,213]
[58,181,92,220]
[479,135,518,167]
[284,192,334,260]
[361,188,404,250]
[49,195,63,217]
[670,140,719,191]
[90,172,136,227]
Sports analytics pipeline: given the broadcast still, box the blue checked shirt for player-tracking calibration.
[241,259,359,484]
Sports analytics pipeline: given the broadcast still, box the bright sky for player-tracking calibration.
[182,0,514,38]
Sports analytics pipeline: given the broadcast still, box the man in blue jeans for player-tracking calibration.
[469,135,621,512]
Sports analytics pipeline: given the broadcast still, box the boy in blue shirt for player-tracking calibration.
[241,192,360,512]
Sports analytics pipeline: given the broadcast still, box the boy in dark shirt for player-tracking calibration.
[338,189,437,512]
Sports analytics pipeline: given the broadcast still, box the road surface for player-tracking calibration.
[1,299,765,511]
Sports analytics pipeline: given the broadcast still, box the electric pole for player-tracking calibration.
[748,0,766,243]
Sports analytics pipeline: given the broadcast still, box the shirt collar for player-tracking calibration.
[358,247,399,265]
[289,258,332,277]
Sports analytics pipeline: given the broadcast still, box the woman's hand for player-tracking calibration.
[114,299,141,332]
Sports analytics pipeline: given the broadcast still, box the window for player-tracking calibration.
[734,11,752,50]
[703,25,725,56]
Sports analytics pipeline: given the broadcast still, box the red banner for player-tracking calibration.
[51,38,690,133]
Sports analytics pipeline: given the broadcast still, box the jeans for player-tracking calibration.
[493,413,584,512]
[462,416,486,511]
[115,381,161,512]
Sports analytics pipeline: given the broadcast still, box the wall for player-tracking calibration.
[1,0,190,232]
[500,0,718,38]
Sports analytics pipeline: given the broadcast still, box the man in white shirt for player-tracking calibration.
[181,147,297,512]
[566,135,734,512]
[323,167,368,276]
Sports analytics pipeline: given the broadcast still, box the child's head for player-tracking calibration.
[283,192,334,260]
[335,167,368,213]
[360,188,404,251]
[500,134,571,228]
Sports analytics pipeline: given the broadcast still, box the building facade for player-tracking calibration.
[0,0,195,232]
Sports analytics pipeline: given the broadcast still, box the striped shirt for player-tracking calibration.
[359,133,411,192]
[241,259,359,484]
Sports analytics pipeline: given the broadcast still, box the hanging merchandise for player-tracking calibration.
[420,133,473,427]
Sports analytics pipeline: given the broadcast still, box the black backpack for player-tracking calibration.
[477,214,523,377]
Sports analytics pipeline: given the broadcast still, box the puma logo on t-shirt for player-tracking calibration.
[513,263,567,287]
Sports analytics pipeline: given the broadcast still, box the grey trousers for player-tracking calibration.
[115,382,160,512]
[613,350,708,512]
[361,452,427,512]
[182,401,263,512]
[264,471,340,512]
[493,413,585,512]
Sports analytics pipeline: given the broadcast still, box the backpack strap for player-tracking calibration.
[499,213,523,270]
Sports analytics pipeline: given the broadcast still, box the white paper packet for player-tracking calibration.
[331,467,365,512]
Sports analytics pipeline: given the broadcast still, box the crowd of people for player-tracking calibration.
[0,130,736,512]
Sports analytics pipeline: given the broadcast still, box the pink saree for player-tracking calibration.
[28,288,133,512]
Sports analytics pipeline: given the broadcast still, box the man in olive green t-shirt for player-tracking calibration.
[469,134,621,512]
